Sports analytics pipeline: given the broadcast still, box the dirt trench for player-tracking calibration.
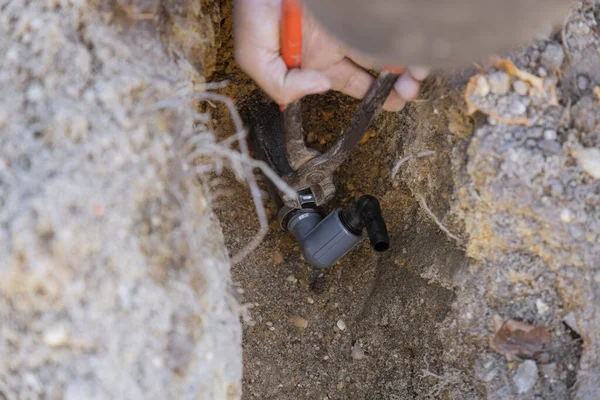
[204,1,600,399]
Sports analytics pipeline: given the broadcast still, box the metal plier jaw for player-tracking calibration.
[280,71,400,209]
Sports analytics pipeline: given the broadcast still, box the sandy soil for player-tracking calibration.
[207,0,600,399]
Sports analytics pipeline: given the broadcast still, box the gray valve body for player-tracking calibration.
[287,209,362,268]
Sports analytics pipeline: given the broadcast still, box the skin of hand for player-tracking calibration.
[233,0,429,112]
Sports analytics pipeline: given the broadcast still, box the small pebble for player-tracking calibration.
[273,251,284,264]
[337,383,344,390]
[336,320,347,331]
[543,129,557,141]
[26,84,44,102]
[529,127,544,139]
[513,360,539,394]
[538,140,561,154]
[563,311,580,334]
[474,75,491,97]
[560,208,575,223]
[513,80,529,96]
[526,139,537,148]
[488,71,511,95]
[537,67,548,77]
[307,297,315,304]
[574,148,600,179]
[286,274,298,283]
[540,363,559,379]
[540,42,565,71]
[43,325,69,347]
[577,74,590,91]
[536,299,549,314]
[290,315,309,329]
[509,99,527,115]
[550,182,564,196]
[351,344,365,360]
[479,366,498,383]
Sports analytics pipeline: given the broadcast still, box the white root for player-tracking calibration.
[418,195,465,246]
[154,89,295,265]
[391,150,437,178]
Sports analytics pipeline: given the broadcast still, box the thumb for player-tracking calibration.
[276,68,331,105]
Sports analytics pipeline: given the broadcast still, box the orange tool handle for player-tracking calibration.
[383,66,405,75]
[281,0,303,69]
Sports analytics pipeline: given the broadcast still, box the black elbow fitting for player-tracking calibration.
[341,195,390,253]
[281,194,390,268]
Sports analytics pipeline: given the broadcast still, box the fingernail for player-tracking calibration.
[395,74,420,101]
[409,66,430,81]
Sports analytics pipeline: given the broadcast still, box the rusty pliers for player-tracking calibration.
[279,0,401,209]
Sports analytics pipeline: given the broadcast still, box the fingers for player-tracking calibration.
[323,58,405,111]
[394,66,430,101]
[234,0,331,105]
[408,66,430,81]
[238,48,331,104]
[278,67,332,104]
[394,73,421,102]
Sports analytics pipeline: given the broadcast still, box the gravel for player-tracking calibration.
[540,42,565,71]
[474,76,491,97]
[290,315,309,329]
[574,148,600,178]
[577,74,590,91]
[535,299,550,314]
[513,360,539,394]
[538,139,562,153]
[563,311,581,335]
[530,127,544,139]
[509,99,527,115]
[351,343,366,360]
[488,71,511,95]
[513,80,529,96]
[543,129,557,141]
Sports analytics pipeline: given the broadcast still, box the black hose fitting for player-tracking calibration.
[341,195,390,252]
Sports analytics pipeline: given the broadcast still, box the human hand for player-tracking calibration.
[233,0,428,112]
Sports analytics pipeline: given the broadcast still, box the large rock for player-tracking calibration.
[0,1,241,398]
